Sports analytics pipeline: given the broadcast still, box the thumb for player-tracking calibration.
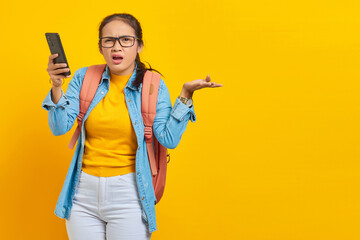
[205,74,211,82]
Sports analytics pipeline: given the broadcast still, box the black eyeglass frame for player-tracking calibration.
[99,35,141,48]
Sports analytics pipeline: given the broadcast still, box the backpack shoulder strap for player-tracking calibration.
[68,64,106,149]
[142,70,161,127]
[141,70,161,175]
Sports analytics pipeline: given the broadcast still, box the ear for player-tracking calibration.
[99,45,103,55]
[137,43,143,54]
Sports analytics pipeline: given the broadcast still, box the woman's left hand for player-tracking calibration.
[180,75,223,98]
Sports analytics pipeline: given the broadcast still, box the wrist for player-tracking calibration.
[52,85,62,90]
[180,87,193,99]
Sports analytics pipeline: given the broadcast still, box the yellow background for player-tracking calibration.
[1,0,359,239]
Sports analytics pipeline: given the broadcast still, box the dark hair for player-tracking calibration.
[98,13,163,89]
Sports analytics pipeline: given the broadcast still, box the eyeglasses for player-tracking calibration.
[99,36,140,48]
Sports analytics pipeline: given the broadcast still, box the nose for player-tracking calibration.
[113,38,123,50]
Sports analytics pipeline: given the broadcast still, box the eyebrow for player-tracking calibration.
[102,35,133,38]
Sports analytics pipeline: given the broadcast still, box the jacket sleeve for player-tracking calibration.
[152,79,196,149]
[41,69,82,136]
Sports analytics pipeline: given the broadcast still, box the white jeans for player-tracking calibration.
[65,170,152,240]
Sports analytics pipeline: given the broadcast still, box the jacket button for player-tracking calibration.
[137,172,139,175]
[128,99,130,102]
[134,121,137,125]
[101,91,104,95]
[142,197,145,200]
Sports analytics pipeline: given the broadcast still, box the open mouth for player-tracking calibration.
[112,54,123,60]
[112,54,123,64]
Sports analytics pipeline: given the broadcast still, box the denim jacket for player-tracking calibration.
[41,64,196,233]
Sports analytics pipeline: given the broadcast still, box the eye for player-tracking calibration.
[123,37,131,41]
[104,39,113,43]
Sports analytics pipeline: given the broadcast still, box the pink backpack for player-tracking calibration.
[68,64,168,204]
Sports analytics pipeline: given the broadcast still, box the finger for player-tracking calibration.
[49,68,70,75]
[47,63,67,71]
[210,84,223,88]
[199,82,223,89]
[49,53,59,60]
[201,82,213,88]
[53,63,68,68]
[205,74,211,82]
[208,82,223,87]
[48,53,59,66]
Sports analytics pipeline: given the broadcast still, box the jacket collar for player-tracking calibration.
[100,63,140,91]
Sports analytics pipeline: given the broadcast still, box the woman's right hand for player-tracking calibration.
[47,53,71,88]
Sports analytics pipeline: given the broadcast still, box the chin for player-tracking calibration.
[109,64,131,75]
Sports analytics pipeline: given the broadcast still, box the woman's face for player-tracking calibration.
[99,20,143,76]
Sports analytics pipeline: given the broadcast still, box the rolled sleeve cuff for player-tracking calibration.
[42,89,69,111]
[170,98,196,122]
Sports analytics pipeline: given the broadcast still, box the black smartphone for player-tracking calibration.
[45,33,71,76]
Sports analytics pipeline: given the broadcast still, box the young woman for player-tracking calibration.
[42,13,222,240]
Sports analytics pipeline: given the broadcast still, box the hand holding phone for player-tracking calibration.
[45,33,71,79]
[47,53,71,87]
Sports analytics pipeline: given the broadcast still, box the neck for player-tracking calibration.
[110,63,135,76]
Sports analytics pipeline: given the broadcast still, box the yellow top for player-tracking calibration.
[81,71,138,177]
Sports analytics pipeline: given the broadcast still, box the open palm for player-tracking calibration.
[183,75,223,95]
